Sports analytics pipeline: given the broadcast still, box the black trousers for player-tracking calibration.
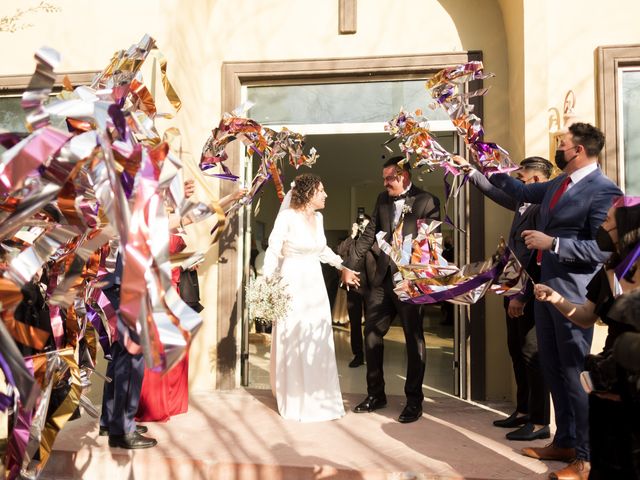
[504,297,550,425]
[364,273,425,405]
[589,393,639,479]
[347,289,365,357]
[99,286,145,435]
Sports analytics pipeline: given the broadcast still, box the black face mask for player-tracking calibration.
[595,226,617,252]
[555,146,578,171]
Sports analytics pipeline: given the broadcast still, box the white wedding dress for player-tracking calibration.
[263,208,346,422]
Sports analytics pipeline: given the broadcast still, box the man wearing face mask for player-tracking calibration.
[489,123,622,480]
[452,154,553,442]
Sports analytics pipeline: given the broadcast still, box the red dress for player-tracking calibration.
[135,234,189,422]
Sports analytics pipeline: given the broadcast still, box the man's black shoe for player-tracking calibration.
[398,404,422,423]
[108,431,157,449]
[353,395,387,413]
[505,423,550,441]
[493,411,529,428]
[99,425,148,437]
[348,355,364,368]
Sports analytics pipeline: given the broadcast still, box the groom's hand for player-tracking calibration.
[341,268,360,290]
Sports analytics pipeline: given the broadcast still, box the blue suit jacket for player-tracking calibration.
[489,167,622,303]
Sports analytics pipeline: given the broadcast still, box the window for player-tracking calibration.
[620,68,640,194]
[596,44,640,193]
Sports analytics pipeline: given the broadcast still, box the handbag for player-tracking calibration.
[179,269,204,312]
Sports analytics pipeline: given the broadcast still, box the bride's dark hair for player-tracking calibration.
[290,173,321,209]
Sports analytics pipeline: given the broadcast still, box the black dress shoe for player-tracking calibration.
[99,425,148,437]
[398,404,423,423]
[354,395,387,413]
[493,411,529,428]
[348,355,364,368]
[108,431,157,449]
[505,422,550,441]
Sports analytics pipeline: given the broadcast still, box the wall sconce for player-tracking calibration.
[548,91,576,171]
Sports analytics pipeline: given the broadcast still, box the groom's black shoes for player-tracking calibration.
[354,395,387,413]
[398,404,422,423]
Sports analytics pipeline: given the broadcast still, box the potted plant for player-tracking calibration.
[245,274,291,334]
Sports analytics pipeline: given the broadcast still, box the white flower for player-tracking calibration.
[245,274,291,324]
[402,203,412,215]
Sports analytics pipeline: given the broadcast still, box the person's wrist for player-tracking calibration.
[551,237,558,251]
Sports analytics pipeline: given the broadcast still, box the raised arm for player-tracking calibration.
[342,198,380,271]
[450,155,517,211]
[468,170,518,211]
[489,173,551,205]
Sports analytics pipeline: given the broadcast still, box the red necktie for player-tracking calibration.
[537,177,571,264]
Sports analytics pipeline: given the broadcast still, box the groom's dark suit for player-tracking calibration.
[344,184,440,405]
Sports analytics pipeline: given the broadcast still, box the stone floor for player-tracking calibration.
[41,389,565,480]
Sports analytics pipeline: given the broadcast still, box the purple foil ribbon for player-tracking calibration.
[405,262,503,305]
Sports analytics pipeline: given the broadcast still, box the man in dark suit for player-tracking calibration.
[489,123,622,479]
[341,156,440,423]
[453,154,552,441]
[99,253,157,449]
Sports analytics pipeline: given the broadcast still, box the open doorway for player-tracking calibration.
[220,55,483,396]
[246,131,459,397]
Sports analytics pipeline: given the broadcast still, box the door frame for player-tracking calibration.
[219,52,486,400]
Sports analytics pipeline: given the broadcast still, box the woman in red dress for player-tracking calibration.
[135,233,190,422]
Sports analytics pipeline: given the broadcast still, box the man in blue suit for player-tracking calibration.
[489,123,622,479]
[99,254,157,449]
[453,155,552,442]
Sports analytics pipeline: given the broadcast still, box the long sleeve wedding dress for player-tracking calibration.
[263,208,346,422]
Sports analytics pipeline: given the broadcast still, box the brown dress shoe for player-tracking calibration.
[548,459,590,480]
[521,442,576,462]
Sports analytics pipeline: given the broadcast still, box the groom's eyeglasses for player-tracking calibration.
[383,175,400,183]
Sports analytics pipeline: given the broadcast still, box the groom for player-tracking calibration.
[341,156,440,423]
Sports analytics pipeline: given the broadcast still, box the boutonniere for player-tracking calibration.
[402,203,412,216]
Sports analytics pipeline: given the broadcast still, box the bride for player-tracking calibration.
[263,173,347,422]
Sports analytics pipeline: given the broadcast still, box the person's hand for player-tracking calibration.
[521,230,554,251]
[340,268,360,290]
[184,179,196,198]
[507,297,526,318]
[534,283,562,304]
[232,187,249,202]
[451,155,470,168]
[350,223,359,239]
